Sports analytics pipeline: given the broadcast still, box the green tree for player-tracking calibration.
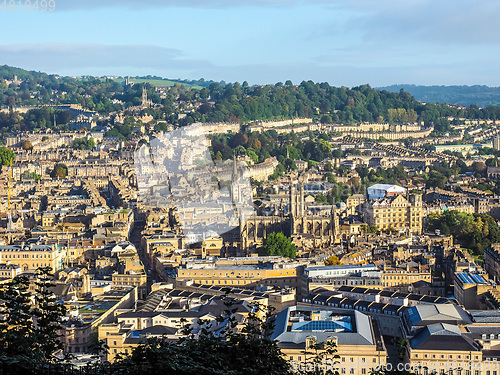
[284,158,297,171]
[21,139,33,151]
[248,138,261,151]
[112,298,290,375]
[324,162,334,172]
[471,161,487,175]
[325,172,336,184]
[258,232,297,258]
[232,132,248,147]
[356,166,369,179]
[72,137,95,150]
[395,338,408,359]
[320,114,332,123]
[425,211,500,255]
[247,149,259,164]
[52,163,68,178]
[426,170,448,189]
[361,224,378,234]
[0,147,15,166]
[315,194,328,203]
[0,267,67,374]
[269,164,286,180]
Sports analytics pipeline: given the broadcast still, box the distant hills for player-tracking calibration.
[119,75,217,88]
[378,84,500,108]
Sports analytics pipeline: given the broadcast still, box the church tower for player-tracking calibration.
[141,87,150,108]
[298,179,305,216]
[289,174,305,218]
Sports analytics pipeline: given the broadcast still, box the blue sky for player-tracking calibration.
[0,0,499,86]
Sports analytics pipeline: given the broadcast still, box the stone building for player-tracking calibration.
[240,174,339,250]
[362,191,423,234]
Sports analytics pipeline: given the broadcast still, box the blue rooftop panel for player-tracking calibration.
[291,320,353,332]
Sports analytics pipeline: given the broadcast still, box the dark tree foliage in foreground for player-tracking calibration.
[0,271,345,375]
[111,295,343,375]
[0,267,67,374]
[111,299,291,375]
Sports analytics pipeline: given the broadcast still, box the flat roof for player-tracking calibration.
[305,264,377,272]
[457,272,488,285]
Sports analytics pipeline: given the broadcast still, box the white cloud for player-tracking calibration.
[1,36,499,87]
[349,0,500,45]
[0,43,212,75]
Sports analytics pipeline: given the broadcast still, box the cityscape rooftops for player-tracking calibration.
[271,305,374,347]
[405,304,472,329]
[410,323,478,351]
[0,244,54,252]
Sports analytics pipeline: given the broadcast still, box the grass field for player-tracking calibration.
[111,78,202,89]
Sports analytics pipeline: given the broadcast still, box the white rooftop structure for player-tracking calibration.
[367,184,406,200]
[304,264,379,279]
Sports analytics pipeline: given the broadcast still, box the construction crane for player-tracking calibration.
[7,157,12,232]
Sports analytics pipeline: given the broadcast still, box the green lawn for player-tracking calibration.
[111,78,202,89]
